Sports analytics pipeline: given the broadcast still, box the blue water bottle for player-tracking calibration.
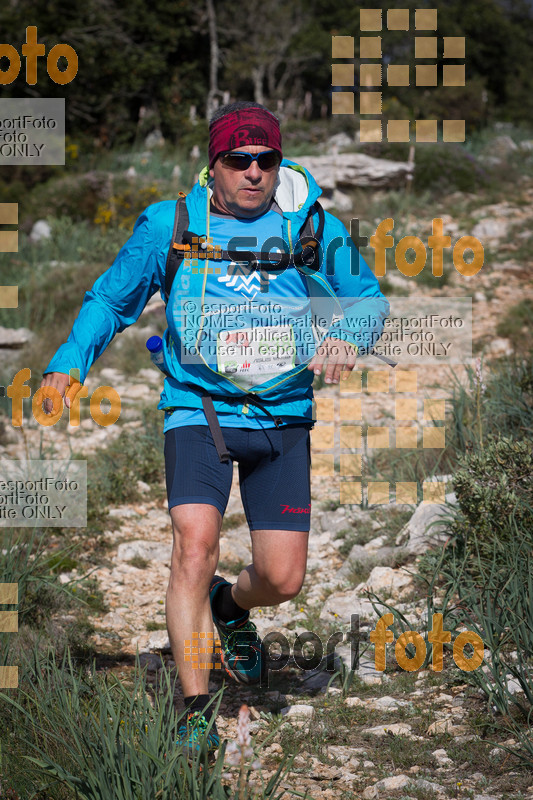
[146,335,165,369]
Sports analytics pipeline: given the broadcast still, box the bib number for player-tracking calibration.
[216,325,296,388]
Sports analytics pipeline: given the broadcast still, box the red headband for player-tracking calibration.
[209,108,282,169]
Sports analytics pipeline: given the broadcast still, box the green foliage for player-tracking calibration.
[0,529,78,632]
[326,656,365,699]
[128,555,150,570]
[426,531,533,765]
[375,352,533,770]
[94,183,162,231]
[0,530,103,674]
[452,436,533,554]
[0,0,531,150]
[0,0,209,146]
[496,299,533,353]
[18,172,113,224]
[448,355,533,452]
[71,577,109,615]
[0,647,296,799]
[44,554,79,574]
[413,144,488,195]
[145,620,167,631]
[367,439,455,490]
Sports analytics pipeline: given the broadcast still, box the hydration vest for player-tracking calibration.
[162,195,326,462]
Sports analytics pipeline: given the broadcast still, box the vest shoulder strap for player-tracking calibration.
[164,196,189,302]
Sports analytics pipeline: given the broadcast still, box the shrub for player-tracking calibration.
[451,436,533,555]
[496,298,533,352]
[19,172,114,226]
[94,182,162,232]
[447,353,533,453]
[413,143,488,194]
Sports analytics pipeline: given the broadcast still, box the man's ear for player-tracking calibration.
[209,167,215,178]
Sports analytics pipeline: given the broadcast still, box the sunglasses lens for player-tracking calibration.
[221,153,252,169]
[220,151,280,170]
[257,152,281,170]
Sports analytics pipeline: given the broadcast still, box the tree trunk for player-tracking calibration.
[252,65,265,105]
[206,0,220,119]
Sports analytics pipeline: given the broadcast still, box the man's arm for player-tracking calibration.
[40,205,165,410]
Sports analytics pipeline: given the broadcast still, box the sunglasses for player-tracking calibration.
[219,150,281,171]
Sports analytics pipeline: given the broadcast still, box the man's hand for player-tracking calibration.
[307,337,357,384]
[39,372,84,414]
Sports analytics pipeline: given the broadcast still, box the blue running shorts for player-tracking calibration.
[164,424,312,531]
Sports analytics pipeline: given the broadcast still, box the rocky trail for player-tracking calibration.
[50,459,530,800]
[4,365,532,799]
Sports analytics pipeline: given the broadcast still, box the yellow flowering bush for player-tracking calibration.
[94,184,161,231]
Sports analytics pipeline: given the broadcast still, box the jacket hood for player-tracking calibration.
[190,158,322,233]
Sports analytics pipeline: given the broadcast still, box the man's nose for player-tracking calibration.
[244,160,262,180]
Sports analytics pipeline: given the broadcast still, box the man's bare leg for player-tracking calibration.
[165,503,221,697]
[167,516,309,699]
[231,529,309,610]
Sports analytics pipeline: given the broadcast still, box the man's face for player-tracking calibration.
[209,145,280,218]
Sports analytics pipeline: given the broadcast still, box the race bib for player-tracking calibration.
[216,325,296,389]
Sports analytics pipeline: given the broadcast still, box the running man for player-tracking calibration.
[41,101,388,757]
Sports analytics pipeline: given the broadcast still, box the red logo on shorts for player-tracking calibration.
[280,504,311,514]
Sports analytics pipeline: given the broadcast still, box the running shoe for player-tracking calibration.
[176,710,220,759]
[209,575,266,685]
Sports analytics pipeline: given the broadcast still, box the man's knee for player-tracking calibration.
[256,568,305,602]
[169,514,219,580]
[168,546,218,594]
[173,537,218,564]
